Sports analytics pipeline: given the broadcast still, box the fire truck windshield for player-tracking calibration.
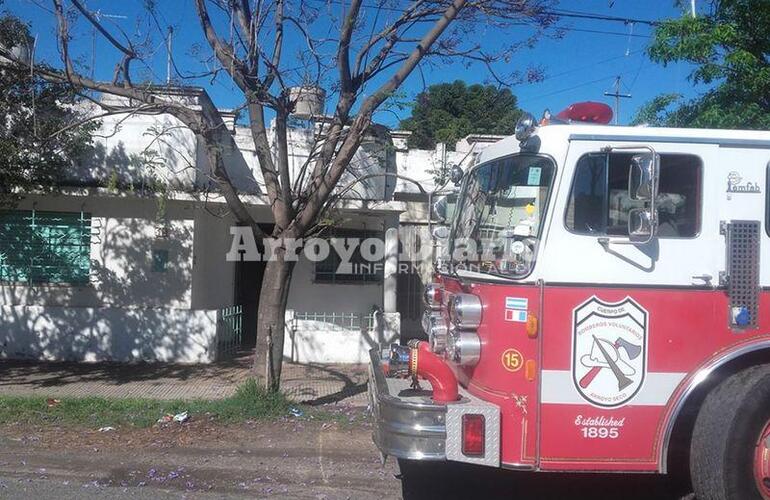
[449,154,556,278]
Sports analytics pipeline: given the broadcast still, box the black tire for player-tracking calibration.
[690,365,770,500]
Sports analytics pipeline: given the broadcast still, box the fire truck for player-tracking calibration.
[368,102,770,500]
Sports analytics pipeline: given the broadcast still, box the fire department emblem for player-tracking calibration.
[572,297,647,408]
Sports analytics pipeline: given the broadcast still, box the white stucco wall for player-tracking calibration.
[286,257,384,313]
[0,94,515,364]
[70,102,199,192]
[283,311,399,363]
[190,210,237,310]
[228,123,395,201]
[0,194,238,364]
[0,195,195,309]
[0,305,219,363]
[285,214,396,313]
[278,214,403,363]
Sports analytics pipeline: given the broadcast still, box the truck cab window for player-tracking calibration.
[566,152,702,238]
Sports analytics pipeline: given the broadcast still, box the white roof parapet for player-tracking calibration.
[218,109,239,134]
[455,133,506,153]
[98,85,207,110]
[390,130,413,152]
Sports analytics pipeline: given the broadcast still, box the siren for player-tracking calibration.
[553,101,613,125]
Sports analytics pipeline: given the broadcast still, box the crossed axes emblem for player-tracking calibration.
[579,335,642,391]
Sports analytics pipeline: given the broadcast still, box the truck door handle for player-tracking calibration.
[691,274,713,283]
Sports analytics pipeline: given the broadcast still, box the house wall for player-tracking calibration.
[287,256,384,314]
[282,213,401,363]
[202,122,397,200]
[190,210,238,310]
[71,106,199,192]
[0,97,510,364]
[284,311,399,363]
[0,194,195,308]
[283,213,395,314]
[0,194,232,363]
[0,305,219,363]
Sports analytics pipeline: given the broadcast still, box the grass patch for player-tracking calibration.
[0,378,292,429]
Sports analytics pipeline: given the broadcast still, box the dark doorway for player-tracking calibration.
[234,224,273,349]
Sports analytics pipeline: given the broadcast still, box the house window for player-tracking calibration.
[566,152,702,238]
[314,228,384,284]
[0,210,92,284]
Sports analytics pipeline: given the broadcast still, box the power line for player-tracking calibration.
[309,0,661,29]
[539,49,645,83]
[526,74,619,103]
[560,27,650,38]
[547,8,659,26]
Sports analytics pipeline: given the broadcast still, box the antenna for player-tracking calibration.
[89,9,128,79]
[691,0,696,17]
[603,76,632,125]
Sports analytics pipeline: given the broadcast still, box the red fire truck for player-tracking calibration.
[369,103,770,500]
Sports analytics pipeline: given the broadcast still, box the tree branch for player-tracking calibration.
[338,0,362,93]
[294,0,468,233]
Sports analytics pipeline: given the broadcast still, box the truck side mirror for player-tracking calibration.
[450,165,464,185]
[599,146,660,249]
[432,226,450,240]
[628,208,656,243]
[432,196,448,224]
[628,153,658,201]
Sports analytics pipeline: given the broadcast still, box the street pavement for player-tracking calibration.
[0,412,694,500]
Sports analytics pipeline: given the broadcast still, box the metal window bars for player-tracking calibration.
[312,228,385,284]
[0,209,99,284]
[292,311,377,330]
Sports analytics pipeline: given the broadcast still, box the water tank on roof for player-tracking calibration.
[0,38,32,66]
[287,86,325,119]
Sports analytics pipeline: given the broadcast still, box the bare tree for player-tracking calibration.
[1,0,556,390]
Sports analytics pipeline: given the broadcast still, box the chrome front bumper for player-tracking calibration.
[368,348,501,467]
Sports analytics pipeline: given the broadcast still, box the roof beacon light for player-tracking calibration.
[555,101,613,125]
[515,112,537,141]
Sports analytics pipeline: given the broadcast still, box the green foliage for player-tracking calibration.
[398,80,522,149]
[0,379,292,428]
[637,0,770,129]
[630,93,683,126]
[0,14,97,207]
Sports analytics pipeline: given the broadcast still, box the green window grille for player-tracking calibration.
[0,210,92,284]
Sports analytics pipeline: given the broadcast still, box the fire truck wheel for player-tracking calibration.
[690,365,770,500]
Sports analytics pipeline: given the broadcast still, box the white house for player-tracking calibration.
[0,86,503,364]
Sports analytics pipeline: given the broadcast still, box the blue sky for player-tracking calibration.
[4,0,703,127]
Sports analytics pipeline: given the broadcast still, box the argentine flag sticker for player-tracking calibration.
[505,297,528,323]
[505,297,528,310]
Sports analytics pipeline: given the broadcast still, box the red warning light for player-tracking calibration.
[462,414,485,456]
[555,101,613,125]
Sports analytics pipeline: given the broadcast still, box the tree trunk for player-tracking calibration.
[253,245,295,391]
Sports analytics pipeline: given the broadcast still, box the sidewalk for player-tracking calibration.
[0,353,369,406]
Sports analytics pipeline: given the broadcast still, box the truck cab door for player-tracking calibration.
[536,140,720,471]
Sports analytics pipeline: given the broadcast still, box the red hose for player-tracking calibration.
[411,341,459,402]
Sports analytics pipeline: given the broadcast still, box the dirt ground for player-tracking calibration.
[0,407,694,500]
[0,407,396,499]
